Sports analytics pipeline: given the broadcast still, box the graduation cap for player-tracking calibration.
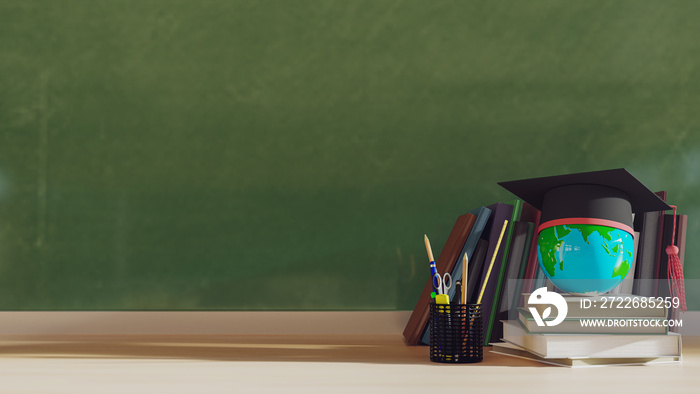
[498,168,671,235]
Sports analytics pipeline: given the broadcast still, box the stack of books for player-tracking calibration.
[493,294,682,367]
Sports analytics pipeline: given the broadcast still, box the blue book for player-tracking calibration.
[420,206,492,344]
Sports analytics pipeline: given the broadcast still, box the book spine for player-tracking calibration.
[521,204,542,299]
[633,191,666,297]
[493,220,530,343]
[669,214,687,333]
[480,202,514,345]
[652,191,667,297]
[511,222,534,312]
[467,239,489,304]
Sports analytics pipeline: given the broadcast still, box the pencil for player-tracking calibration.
[461,252,468,305]
[424,234,435,262]
[476,220,508,305]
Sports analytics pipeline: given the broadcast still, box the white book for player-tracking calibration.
[526,294,668,319]
[517,308,667,334]
[491,341,681,368]
[502,320,681,359]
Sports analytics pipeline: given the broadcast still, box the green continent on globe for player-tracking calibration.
[612,260,630,279]
[580,225,614,243]
[538,226,562,277]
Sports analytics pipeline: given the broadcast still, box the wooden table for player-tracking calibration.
[1,335,698,393]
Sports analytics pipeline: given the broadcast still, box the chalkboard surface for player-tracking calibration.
[1,1,699,310]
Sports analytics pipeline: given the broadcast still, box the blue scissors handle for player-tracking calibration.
[432,273,452,295]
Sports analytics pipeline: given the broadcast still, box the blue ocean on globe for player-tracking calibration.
[537,224,635,295]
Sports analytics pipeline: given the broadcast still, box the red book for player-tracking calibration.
[521,203,542,298]
[659,213,687,332]
[671,214,688,332]
[652,191,668,297]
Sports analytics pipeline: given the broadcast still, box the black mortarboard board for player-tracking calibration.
[498,168,671,234]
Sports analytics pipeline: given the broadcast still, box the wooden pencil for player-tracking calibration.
[477,220,508,305]
[424,234,435,262]
[461,253,468,305]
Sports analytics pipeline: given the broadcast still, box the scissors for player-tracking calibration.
[432,272,452,295]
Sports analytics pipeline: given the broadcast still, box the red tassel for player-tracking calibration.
[665,206,686,312]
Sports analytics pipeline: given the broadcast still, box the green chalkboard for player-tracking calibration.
[1,1,699,310]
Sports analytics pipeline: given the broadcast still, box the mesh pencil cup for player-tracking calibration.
[429,302,483,363]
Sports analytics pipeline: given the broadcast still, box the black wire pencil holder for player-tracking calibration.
[429,302,483,363]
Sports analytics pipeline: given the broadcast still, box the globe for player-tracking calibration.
[537,224,635,295]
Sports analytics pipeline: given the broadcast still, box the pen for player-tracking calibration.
[454,280,462,305]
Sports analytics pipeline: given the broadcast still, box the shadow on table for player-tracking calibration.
[0,334,543,366]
